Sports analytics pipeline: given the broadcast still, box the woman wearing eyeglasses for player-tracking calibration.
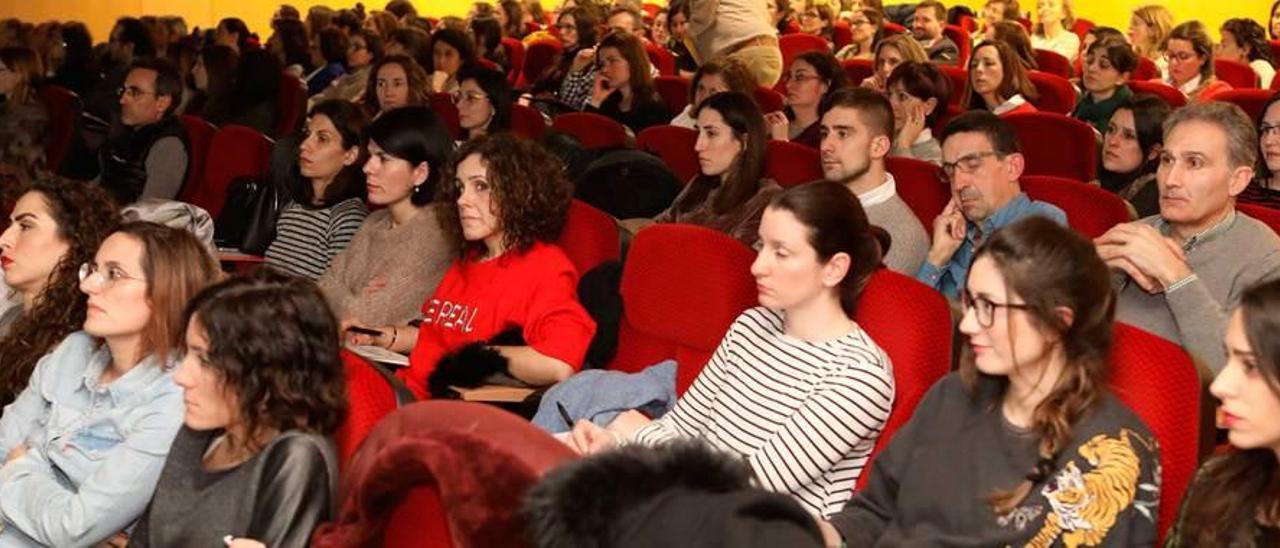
[821,216,1161,547]
[767,50,849,148]
[1162,21,1233,103]
[0,222,220,546]
[834,8,883,62]
[455,65,514,142]
[1241,92,1280,210]
[1091,94,1169,219]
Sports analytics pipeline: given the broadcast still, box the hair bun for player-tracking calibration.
[869,225,892,260]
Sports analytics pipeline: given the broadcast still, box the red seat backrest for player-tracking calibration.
[754,86,786,113]
[636,125,699,182]
[35,84,79,172]
[501,37,525,85]
[1021,175,1132,238]
[779,33,830,72]
[1071,18,1095,43]
[1027,70,1076,114]
[178,115,217,204]
[1129,80,1187,108]
[607,224,758,395]
[333,350,406,472]
[887,155,951,229]
[854,269,952,489]
[655,75,691,114]
[523,38,564,86]
[1133,57,1159,81]
[940,65,968,106]
[195,124,272,220]
[765,140,822,187]
[883,22,906,36]
[551,112,629,149]
[1212,88,1273,121]
[1214,59,1258,89]
[841,58,874,87]
[1238,202,1280,235]
[276,71,306,138]
[646,43,676,76]
[510,103,548,140]
[1033,48,1073,79]
[1005,111,1098,181]
[556,200,621,275]
[832,21,853,50]
[943,25,972,65]
[428,93,463,140]
[1108,323,1202,543]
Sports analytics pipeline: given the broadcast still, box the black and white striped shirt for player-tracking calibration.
[633,306,895,518]
[265,198,368,280]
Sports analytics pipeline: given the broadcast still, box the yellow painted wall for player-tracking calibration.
[2,0,1272,46]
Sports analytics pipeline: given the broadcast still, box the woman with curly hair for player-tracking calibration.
[352,134,595,399]
[130,269,346,547]
[0,177,119,409]
[363,54,430,117]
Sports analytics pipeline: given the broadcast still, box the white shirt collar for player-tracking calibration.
[991,94,1028,116]
[1169,74,1203,96]
[913,127,934,146]
[856,172,897,207]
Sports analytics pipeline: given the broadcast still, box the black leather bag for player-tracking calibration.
[214,175,283,255]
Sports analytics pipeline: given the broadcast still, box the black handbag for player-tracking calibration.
[214,175,284,255]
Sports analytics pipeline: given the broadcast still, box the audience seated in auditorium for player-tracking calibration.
[85,17,155,122]
[0,222,218,546]
[820,87,929,273]
[768,50,848,147]
[498,0,527,39]
[962,40,1038,116]
[664,0,696,77]
[314,29,383,104]
[264,100,370,280]
[1071,36,1137,135]
[319,106,456,327]
[430,27,479,95]
[912,0,959,65]
[1243,93,1280,210]
[987,20,1038,71]
[685,0,783,87]
[1099,101,1280,374]
[824,216,1161,546]
[1128,4,1173,80]
[384,27,433,73]
[0,47,49,171]
[455,65,514,140]
[669,57,757,129]
[532,6,599,111]
[0,178,118,409]
[131,269,344,547]
[186,45,238,126]
[267,17,312,78]
[571,181,895,519]
[97,57,189,205]
[583,32,672,134]
[885,61,949,164]
[1166,278,1280,546]
[651,91,782,247]
[1217,18,1276,89]
[1030,0,1079,63]
[835,8,882,61]
[46,22,101,99]
[976,0,1019,46]
[352,134,595,400]
[363,54,430,117]
[1163,21,1232,103]
[916,111,1066,300]
[606,6,648,43]
[862,34,928,92]
[307,27,348,95]
[214,17,252,53]
[1093,93,1169,219]
[796,0,837,46]
[471,17,509,71]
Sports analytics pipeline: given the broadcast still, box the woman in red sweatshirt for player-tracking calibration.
[353,134,596,399]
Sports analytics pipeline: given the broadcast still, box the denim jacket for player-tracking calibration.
[916,193,1067,300]
[0,332,184,547]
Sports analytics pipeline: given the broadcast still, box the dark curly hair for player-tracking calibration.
[179,268,348,451]
[0,177,120,408]
[438,134,572,258]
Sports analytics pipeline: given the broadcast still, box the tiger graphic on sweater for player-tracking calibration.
[1024,430,1144,548]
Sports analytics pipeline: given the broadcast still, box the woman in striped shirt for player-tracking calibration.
[568,181,896,518]
[264,100,370,280]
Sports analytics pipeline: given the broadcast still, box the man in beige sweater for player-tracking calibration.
[685,0,783,87]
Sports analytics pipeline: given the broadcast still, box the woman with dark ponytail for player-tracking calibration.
[1167,278,1280,546]
[823,216,1161,546]
[568,181,896,519]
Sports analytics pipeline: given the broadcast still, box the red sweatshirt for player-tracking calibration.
[398,242,597,398]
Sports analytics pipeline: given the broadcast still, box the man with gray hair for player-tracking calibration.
[1096,101,1280,374]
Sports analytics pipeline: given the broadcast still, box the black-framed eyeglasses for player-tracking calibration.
[117,86,156,99]
[451,90,489,104]
[1260,122,1280,138]
[938,151,998,182]
[961,290,1031,328]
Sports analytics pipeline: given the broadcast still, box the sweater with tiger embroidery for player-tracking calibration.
[830,373,1161,547]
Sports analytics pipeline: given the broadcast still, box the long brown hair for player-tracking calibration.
[962,40,1039,111]
[1173,279,1280,545]
[0,178,119,407]
[959,216,1115,515]
[0,46,43,106]
[596,31,657,105]
[676,91,767,216]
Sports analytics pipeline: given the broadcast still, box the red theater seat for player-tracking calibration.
[551,112,630,149]
[1021,175,1132,238]
[178,115,217,204]
[637,125,699,183]
[1128,80,1187,108]
[192,125,273,220]
[1005,112,1098,181]
[556,200,621,275]
[765,140,822,187]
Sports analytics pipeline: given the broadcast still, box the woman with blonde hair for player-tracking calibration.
[1163,21,1232,103]
[861,34,927,92]
[1127,5,1173,78]
[1030,0,1079,62]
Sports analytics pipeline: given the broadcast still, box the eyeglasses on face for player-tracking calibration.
[938,151,999,181]
[117,86,156,99]
[79,262,146,291]
[961,290,1031,328]
[451,90,489,104]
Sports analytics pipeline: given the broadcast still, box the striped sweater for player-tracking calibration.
[265,198,369,280]
[632,306,895,518]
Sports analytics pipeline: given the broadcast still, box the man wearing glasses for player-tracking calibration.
[96,57,188,206]
[916,111,1065,300]
[1097,101,1280,374]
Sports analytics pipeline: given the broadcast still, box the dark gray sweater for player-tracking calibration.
[130,427,337,548]
[829,373,1161,547]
